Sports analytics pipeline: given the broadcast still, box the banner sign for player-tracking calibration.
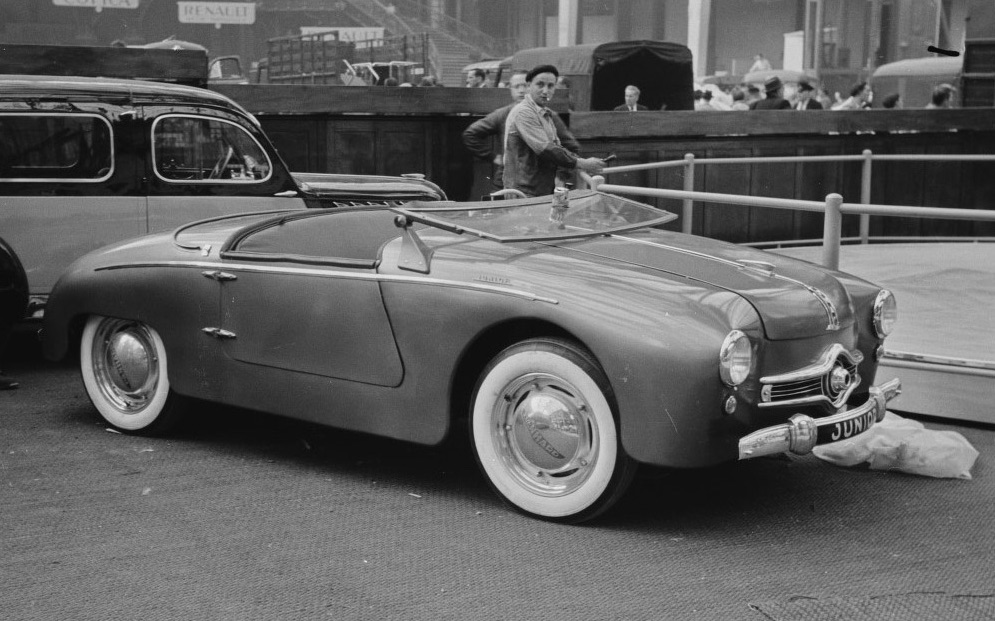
[53,0,139,11]
[178,2,256,25]
[300,27,386,42]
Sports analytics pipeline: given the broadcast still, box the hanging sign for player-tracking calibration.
[178,2,255,28]
[53,0,140,11]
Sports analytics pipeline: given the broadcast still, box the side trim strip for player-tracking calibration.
[95,260,560,305]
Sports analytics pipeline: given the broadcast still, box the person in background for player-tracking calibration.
[750,76,791,109]
[882,92,902,109]
[462,71,580,190]
[795,81,823,109]
[614,85,647,111]
[832,81,873,110]
[730,87,750,110]
[816,86,834,109]
[503,64,605,197]
[749,54,772,73]
[466,68,487,88]
[744,85,762,108]
[926,83,957,108]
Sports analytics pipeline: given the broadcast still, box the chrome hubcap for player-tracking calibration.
[92,319,159,413]
[491,373,598,497]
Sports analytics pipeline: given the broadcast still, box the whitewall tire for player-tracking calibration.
[470,338,636,523]
[80,315,186,434]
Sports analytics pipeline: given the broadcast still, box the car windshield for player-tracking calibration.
[392,190,676,242]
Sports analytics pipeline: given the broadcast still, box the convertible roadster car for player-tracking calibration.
[42,190,901,522]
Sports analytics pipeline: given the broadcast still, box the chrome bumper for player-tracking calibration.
[738,378,902,460]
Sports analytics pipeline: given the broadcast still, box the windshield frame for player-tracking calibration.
[391,190,676,243]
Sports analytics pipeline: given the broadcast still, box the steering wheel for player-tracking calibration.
[208,146,234,180]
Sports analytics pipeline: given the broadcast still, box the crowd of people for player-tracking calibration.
[692,77,958,112]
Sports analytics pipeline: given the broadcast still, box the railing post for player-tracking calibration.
[822,193,843,271]
[589,175,604,191]
[860,149,872,244]
[683,153,695,234]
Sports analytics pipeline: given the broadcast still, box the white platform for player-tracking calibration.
[773,242,995,425]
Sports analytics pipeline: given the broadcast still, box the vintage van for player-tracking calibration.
[0,75,445,319]
[870,56,962,108]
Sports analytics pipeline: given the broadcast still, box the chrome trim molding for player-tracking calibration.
[150,114,274,185]
[758,344,864,409]
[761,344,863,384]
[0,112,115,183]
[96,260,560,305]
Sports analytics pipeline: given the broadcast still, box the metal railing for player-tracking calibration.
[581,149,995,270]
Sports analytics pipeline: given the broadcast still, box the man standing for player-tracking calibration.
[750,76,792,110]
[466,69,487,87]
[503,65,605,197]
[795,81,823,110]
[462,71,580,189]
[614,85,647,111]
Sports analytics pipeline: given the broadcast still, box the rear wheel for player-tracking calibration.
[470,338,636,523]
[80,315,187,434]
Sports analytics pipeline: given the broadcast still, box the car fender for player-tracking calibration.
[378,246,764,466]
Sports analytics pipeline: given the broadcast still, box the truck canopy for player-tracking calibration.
[511,40,693,111]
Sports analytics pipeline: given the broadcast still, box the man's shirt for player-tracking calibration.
[463,101,579,190]
[502,94,579,197]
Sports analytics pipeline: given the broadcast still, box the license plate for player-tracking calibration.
[817,408,877,444]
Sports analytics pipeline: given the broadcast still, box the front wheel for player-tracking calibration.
[80,315,187,435]
[470,338,636,523]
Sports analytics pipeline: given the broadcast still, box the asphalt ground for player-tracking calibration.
[2,328,994,621]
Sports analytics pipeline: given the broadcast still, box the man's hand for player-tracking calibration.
[575,157,606,175]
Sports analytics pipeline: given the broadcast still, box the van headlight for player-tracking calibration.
[873,290,897,338]
[719,330,752,386]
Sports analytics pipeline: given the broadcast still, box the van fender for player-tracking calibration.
[0,236,29,324]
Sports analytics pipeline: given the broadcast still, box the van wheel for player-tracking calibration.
[470,338,636,523]
[80,315,187,434]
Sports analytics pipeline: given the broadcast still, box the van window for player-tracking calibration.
[152,115,272,183]
[0,114,113,182]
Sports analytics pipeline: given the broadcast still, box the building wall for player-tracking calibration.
[710,0,804,76]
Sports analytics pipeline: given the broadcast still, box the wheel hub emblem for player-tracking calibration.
[523,416,566,460]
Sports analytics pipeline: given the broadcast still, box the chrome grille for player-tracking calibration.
[760,345,863,410]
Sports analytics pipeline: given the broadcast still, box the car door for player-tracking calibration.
[215,210,405,387]
[143,108,306,233]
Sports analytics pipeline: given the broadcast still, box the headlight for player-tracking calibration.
[873,289,897,338]
[719,330,752,386]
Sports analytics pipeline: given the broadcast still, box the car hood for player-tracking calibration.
[549,229,854,341]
